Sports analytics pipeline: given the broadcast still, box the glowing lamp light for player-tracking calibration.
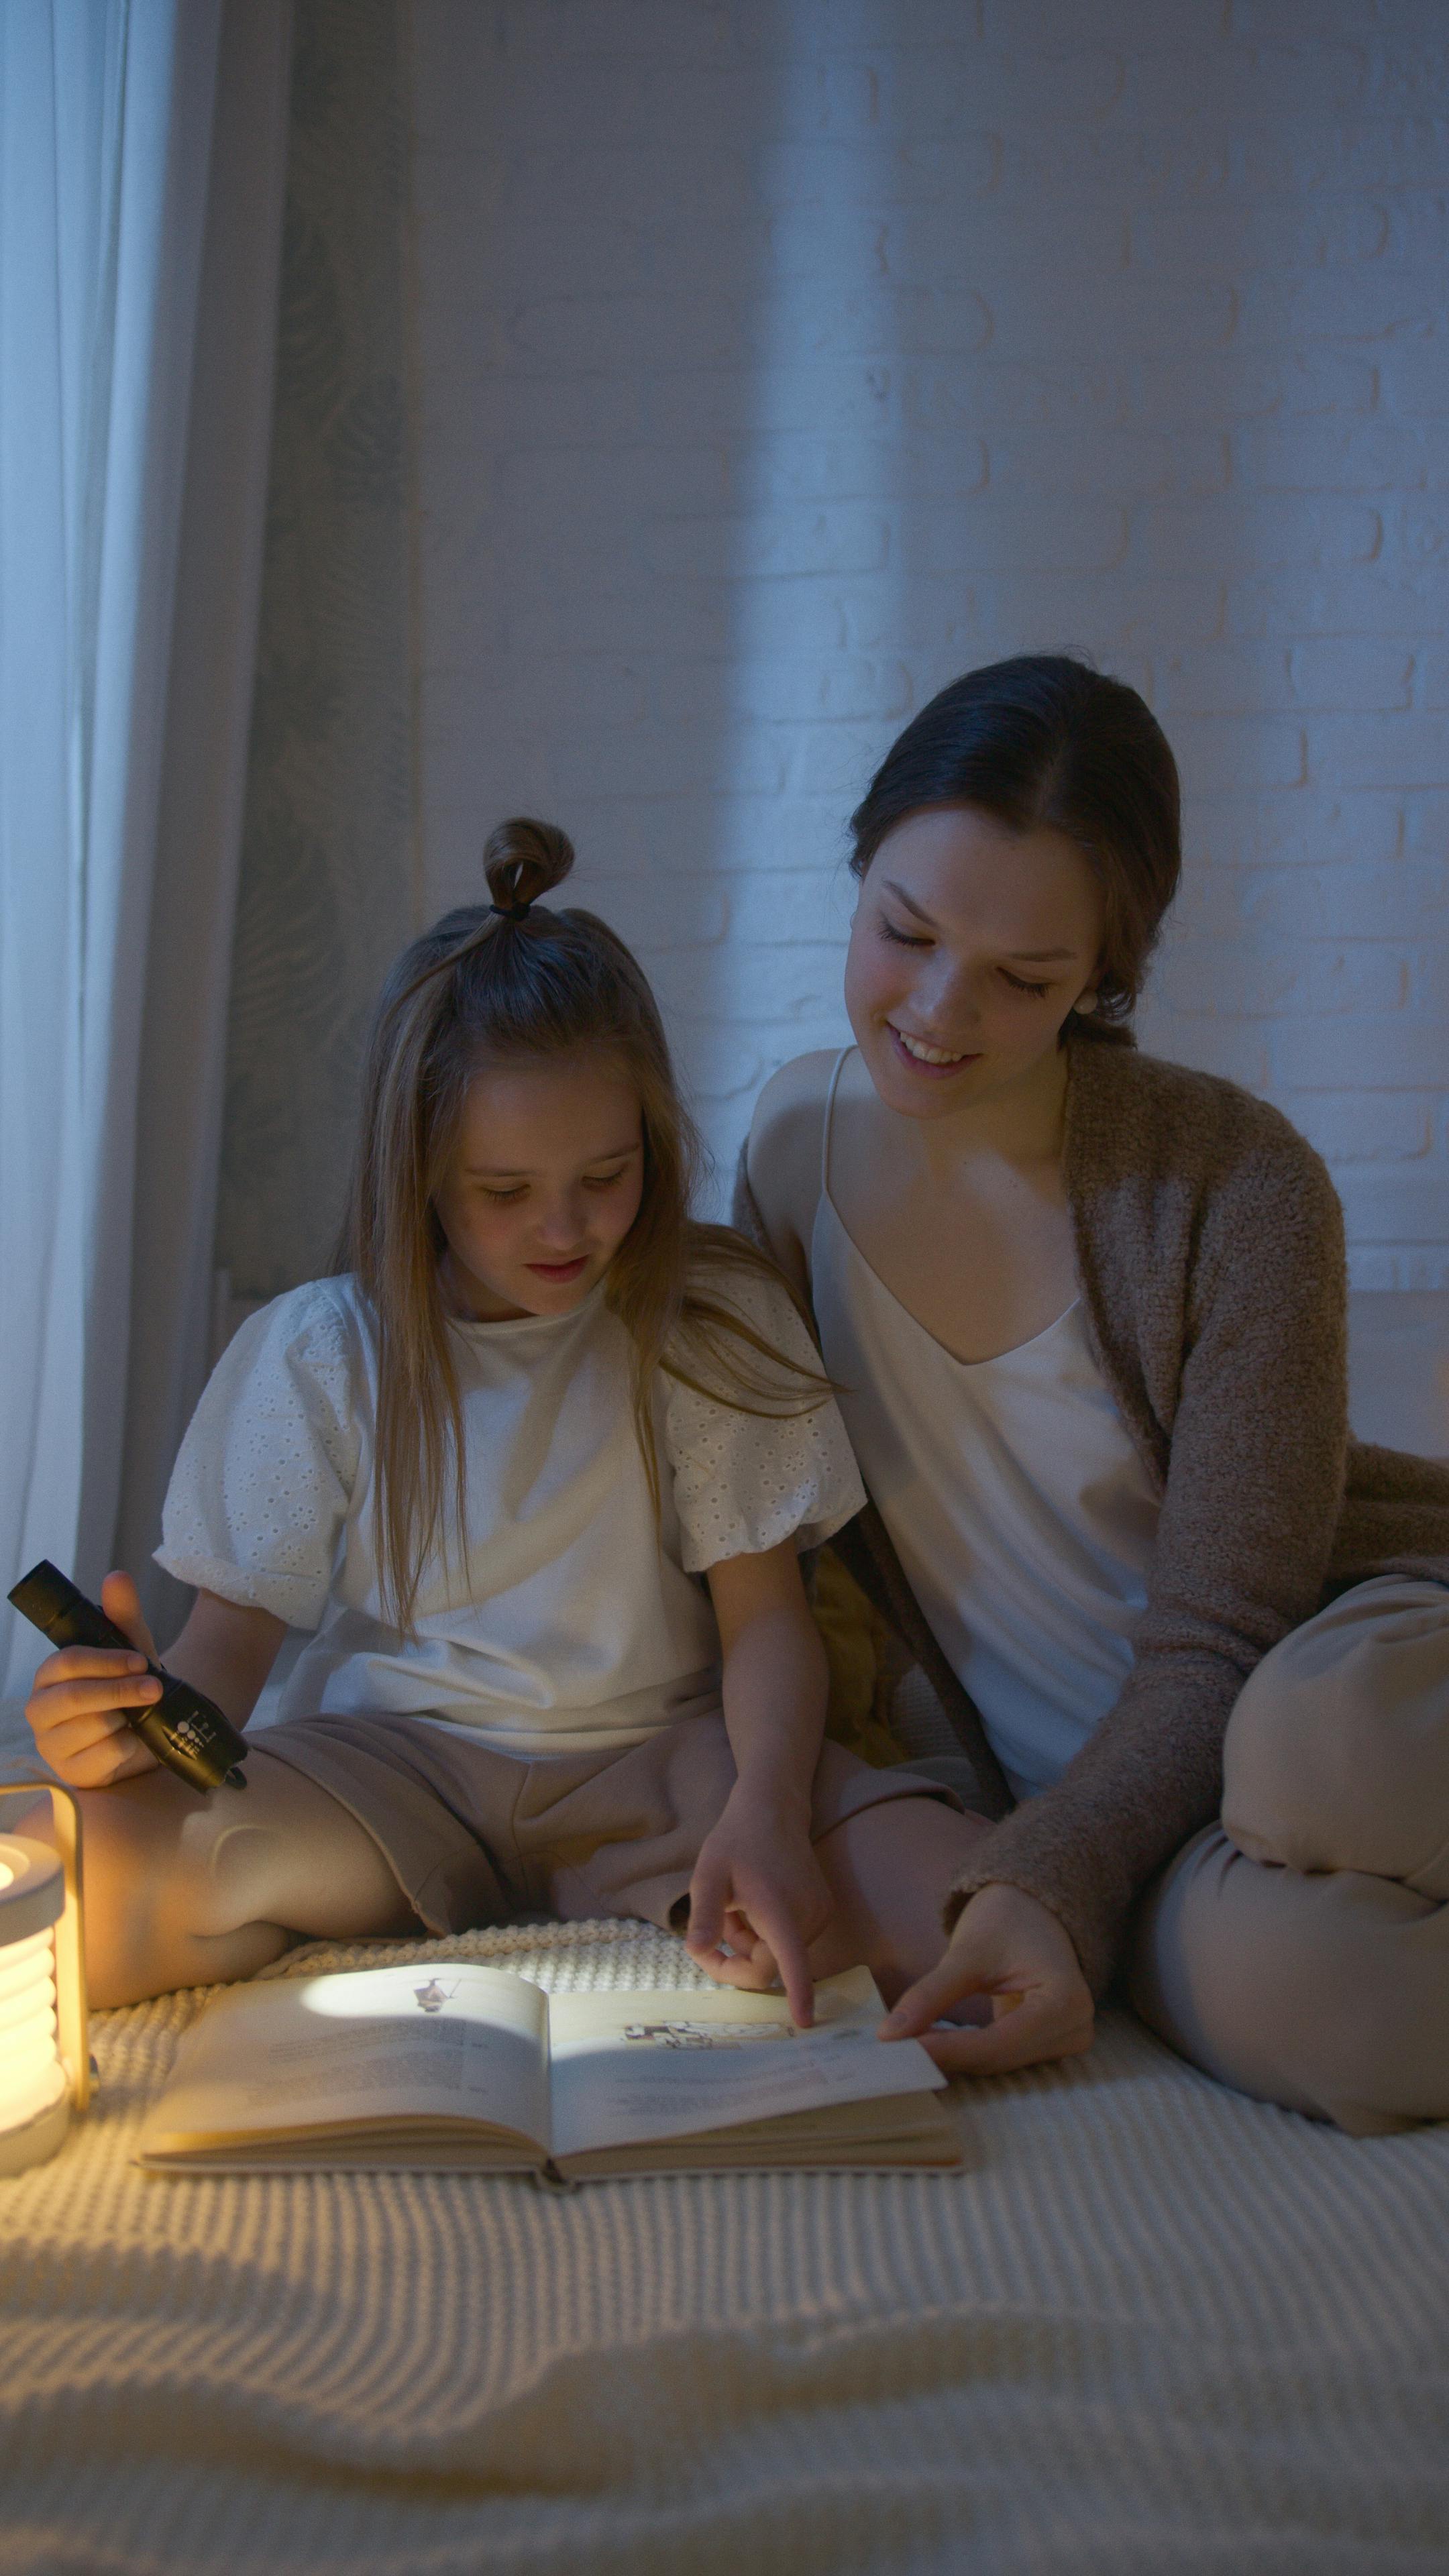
[0,1784,90,2175]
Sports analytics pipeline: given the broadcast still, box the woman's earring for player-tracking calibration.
[1074,989,1099,1016]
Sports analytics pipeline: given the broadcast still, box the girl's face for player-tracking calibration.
[843,806,1105,1123]
[433,1051,645,1322]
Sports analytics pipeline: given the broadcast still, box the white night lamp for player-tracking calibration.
[0,1782,91,2174]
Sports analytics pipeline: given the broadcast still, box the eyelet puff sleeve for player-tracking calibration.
[154,1279,364,1627]
[662,1259,865,1572]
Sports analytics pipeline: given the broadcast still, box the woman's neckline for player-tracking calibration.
[818,1047,1079,1370]
[818,1189,1080,1369]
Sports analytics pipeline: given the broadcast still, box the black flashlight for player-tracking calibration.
[8,1561,249,1794]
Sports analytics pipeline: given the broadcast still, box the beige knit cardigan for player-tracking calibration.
[733,1034,1449,1998]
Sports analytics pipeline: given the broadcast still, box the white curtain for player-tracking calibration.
[0,0,292,1693]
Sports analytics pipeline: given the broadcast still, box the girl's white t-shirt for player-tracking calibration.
[157,1267,863,1758]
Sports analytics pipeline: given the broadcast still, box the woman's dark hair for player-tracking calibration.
[848,655,1181,1040]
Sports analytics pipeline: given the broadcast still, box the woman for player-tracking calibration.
[739,655,1449,2136]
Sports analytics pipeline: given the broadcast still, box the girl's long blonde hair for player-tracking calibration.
[337,818,832,1631]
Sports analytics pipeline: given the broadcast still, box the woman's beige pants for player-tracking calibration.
[1129,1576,1449,2135]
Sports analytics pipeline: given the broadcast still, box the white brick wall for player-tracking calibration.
[410,0,1449,1293]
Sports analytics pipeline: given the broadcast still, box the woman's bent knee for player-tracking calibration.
[1223,1576,1449,1889]
[1130,1824,1449,2137]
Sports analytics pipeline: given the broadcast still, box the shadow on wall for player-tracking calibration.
[873,10,1446,1300]
[295,3,1446,1296]
[879,17,1296,1081]
[411,3,788,1210]
[213,0,415,1312]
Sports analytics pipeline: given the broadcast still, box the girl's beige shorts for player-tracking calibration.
[254,1706,956,1937]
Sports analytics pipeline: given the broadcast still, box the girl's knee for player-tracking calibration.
[77,1778,246,1975]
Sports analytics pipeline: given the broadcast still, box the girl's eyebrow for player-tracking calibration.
[464,1140,643,1178]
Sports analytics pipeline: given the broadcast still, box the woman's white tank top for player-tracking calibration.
[810,1051,1160,1799]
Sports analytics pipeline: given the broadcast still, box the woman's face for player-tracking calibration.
[433,1051,645,1321]
[843,806,1106,1122]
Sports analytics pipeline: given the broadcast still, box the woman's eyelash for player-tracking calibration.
[879,914,1051,997]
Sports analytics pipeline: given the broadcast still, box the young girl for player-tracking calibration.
[741,655,1449,2134]
[27,821,985,2015]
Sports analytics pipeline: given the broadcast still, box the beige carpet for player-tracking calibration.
[2,1908,1448,2575]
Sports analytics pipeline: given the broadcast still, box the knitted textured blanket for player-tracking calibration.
[3,1915,1448,2575]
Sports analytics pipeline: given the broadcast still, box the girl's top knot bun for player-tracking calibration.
[483,817,575,921]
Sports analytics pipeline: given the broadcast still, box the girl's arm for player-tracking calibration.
[24,1571,286,1790]
[160,1585,287,1721]
[684,1536,833,2025]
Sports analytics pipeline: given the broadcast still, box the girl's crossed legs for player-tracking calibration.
[75,1715,990,2011]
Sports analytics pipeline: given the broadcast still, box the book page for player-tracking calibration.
[546,1966,945,2162]
[139,1961,550,2156]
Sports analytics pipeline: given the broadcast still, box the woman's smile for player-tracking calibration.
[886,1020,981,1076]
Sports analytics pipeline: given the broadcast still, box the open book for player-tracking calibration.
[137,1960,960,2178]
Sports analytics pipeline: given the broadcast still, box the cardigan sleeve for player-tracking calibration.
[943,1122,1352,1994]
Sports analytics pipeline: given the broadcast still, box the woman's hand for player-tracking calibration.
[879,1880,1095,2076]
[684,1788,834,2027]
[23,1570,163,1789]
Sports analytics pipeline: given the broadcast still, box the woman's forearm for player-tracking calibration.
[944,1652,1231,1996]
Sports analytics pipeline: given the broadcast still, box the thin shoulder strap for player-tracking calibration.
[820,1046,852,1200]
